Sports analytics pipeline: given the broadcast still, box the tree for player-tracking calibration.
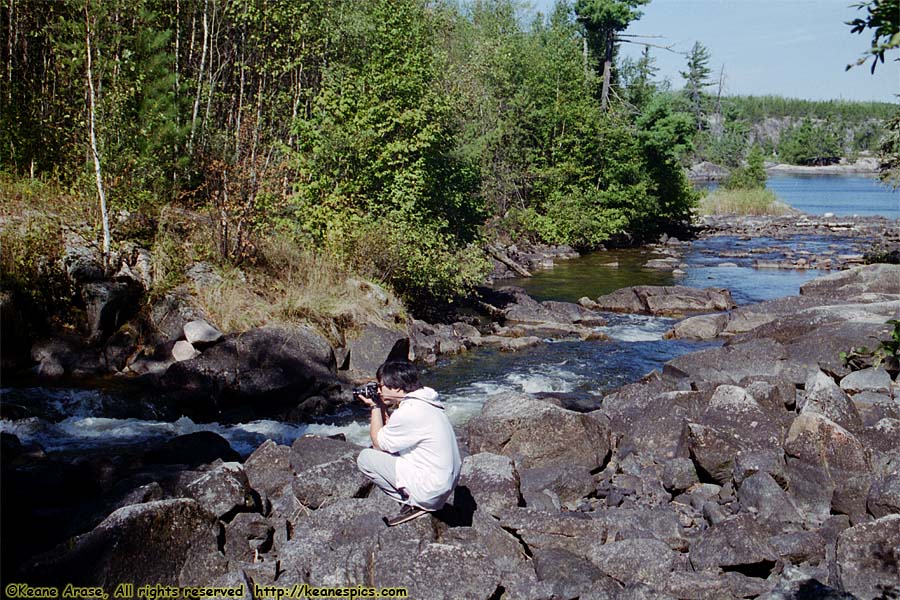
[620,45,659,110]
[680,41,712,130]
[777,119,842,166]
[574,0,649,109]
[723,144,767,190]
[847,0,900,73]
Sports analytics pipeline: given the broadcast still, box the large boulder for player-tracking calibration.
[466,392,611,470]
[782,413,871,525]
[81,281,142,342]
[143,431,240,466]
[664,338,791,387]
[800,263,900,297]
[591,285,735,316]
[243,440,294,508]
[835,514,900,600]
[291,455,370,508]
[344,325,409,376]
[161,326,338,416]
[689,513,778,574]
[184,462,256,518]
[458,452,521,516]
[601,388,697,460]
[21,499,220,589]
[800,370,863,432]
[586,538,676,588]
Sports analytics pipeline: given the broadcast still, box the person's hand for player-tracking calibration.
[353,391,378,409]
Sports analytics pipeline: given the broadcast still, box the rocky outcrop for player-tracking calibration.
[159,325,340,420]
[585,285,736,316]
[8,265,900,599]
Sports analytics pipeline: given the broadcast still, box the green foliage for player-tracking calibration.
[777,119,843,166]
[878,111,900,187]
[722,145,767,190]
[840,319,900,374]
[0,215,77,326]
[680,41,712,128]
[290,0,486,303]
[847,0,900,72]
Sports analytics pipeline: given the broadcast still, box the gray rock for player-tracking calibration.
[172,340,200,362]
[161,326,337,414]
[185,261,225,288]
[149,290,209,345]
[21,499,219,587]
[800,263,900,297]
[783,413,871,525]
[835,514,900,600]
[223,512,275,562]
[532,547,621,599]
[664,571,733,600]
[852,392,900,427]
[63,231,105,282]
[601,389,695,460]
[345,325,409,376]
[662,457,699,493]
[689,513,778,573]
[593,285,735,316]
[768,530,826,565]
[867,473,900,518]
[683,423,742,485]
[732,449,787,487]
[81,281,141,342]
[801,370,864,432]
[183,319,223,346]
[586,538,675,587]
[840,367,893,394]
[290,435,360,474]
[466,392,610,470]
[292,455,370,508]
[520,464,594,510]
[243,440,293,507]
[664,338,790,387]
[458,452,520,516]
[372,541,503,600]
[737,472,803,525]
[184,462,256,518]
[664,313,728,340]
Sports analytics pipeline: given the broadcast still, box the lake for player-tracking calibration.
[766,173,899,218]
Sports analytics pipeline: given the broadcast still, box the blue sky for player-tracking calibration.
[529,0,899,102]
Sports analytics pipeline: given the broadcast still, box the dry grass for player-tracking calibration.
[193,234,407,342]
[698,188,793,216]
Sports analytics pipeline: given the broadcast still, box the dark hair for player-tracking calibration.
[376,361,422,393]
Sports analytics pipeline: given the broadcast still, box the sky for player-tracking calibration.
[530,0,900,102]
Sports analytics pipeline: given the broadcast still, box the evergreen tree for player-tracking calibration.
[574,0,650,108]
[680,41,712,130]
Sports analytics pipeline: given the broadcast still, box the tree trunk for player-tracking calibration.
[188,0,208,154]
[600,33,613,110]
[84,3,110,263]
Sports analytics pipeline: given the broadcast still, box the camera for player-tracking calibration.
[353,382,382,404]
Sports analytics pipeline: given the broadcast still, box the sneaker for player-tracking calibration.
[383,504,430,527]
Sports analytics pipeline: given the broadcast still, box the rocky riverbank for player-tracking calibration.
[689,158,882,182]
[3,264,899,599]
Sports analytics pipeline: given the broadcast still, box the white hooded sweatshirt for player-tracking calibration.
[376,387,461,510]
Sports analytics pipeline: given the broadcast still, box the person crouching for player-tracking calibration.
[355,360,461,526]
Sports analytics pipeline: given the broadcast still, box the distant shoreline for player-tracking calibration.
[765,157,880,175]
[690,157,881,181]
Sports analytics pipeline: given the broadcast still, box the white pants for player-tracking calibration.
[357,448,408,504]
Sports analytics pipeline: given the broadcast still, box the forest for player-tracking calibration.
[1,0,896,309]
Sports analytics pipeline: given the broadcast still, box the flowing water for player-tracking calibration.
[2,174,896,453]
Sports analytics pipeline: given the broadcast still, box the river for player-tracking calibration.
[1,174,897,454]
